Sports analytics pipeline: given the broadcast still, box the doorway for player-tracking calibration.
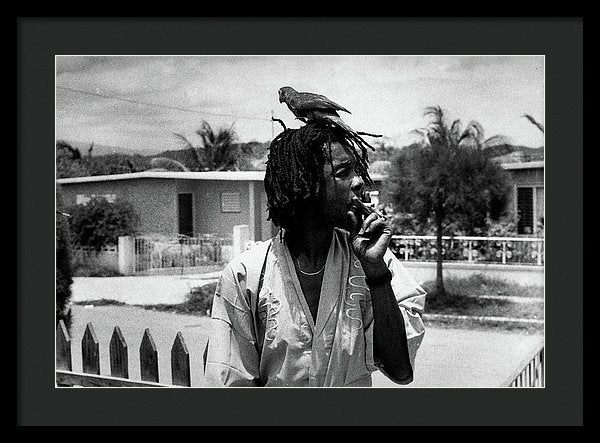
[178,193,194,237]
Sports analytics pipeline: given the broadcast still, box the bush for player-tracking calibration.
[72,264,123,277]
[56,190,73,332]
[67,196,139,251]
[184,281,218,315]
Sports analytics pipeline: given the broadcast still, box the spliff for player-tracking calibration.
[350,194,384,219]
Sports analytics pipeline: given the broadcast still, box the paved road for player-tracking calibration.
[71,274,219,305]
[65,305,543,388]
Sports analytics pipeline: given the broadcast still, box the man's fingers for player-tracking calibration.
[346,210,361,237]
[360,214,384,235]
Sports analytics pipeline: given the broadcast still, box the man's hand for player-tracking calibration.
[346,210,392,278]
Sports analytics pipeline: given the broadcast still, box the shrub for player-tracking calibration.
[56,190,73,331]
[185,281,218,315]
[67,196,139,251]
[72,264,123,277]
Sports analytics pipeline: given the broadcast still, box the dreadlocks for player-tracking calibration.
[264,120,374,230]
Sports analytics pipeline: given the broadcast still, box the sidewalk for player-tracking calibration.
[71,273,220,305]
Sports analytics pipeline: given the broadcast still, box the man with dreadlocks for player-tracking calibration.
[204,121,426,387]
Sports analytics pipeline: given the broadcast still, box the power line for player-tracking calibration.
[56,85,272,122]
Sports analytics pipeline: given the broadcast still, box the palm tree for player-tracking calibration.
[419,108,511,150]
[173,120,241,171]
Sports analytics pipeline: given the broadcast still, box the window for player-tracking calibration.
[221,192,241,213]
[75,194,116,205]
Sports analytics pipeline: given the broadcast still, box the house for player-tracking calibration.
[56,158,543,239]
[499,161,544,235]
[357,158,545,236]
[56,170,386,241]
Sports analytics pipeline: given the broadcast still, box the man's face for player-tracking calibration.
[319,141,365,230]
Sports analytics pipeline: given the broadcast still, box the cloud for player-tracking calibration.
[55,55,545,151]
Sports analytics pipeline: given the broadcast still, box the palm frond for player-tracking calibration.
[150,157,190,172]
[523,114,545,133]
[483,134,512,148]
[449,119,462,143]
[465,120,485,142]
[172,132,193,148]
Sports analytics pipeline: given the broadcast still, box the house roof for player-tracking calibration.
[57,170,387,185]
[499,161,544,170]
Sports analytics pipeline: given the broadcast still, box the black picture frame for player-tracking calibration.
[18,17,583,426]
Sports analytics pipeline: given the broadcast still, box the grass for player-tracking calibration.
[423,273,543,299]
[421,274,544,331]
[137,281,218,316]
[72,265,123,277]
[73,275,544,333]
[423,316,543,334]
[73,282,218,316]
[73,299,127,307]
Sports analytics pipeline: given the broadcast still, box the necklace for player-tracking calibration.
[294,257,326,276]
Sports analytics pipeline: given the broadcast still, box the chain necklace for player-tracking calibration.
[293,257,326,276]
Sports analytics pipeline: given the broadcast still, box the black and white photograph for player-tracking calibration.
[54,55,545,388]
[17,17,583,427]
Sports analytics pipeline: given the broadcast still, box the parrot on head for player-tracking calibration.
[277,86,380,150]
[278,86,351,121]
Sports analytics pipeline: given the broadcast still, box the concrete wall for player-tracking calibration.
[58,178,275,239]
[508,168,544,187]
[185,180,252,238]
[58,179,178,235]
[72,246,120,274]
[58,176,386,242]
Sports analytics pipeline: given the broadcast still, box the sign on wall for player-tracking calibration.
[221,192,241,213]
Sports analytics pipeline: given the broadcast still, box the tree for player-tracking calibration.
[85,153,151,176]
[56,140,88,178]
[56,188,73,332]
[173,120,241,171]
[385,106,510,298]
[67,197,139,251]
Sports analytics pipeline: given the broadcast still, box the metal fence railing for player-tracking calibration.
[502,338,545,387]
[133,234,232,275]
[389,235,544,266]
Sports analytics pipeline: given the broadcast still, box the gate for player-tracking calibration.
[133,234,231,275]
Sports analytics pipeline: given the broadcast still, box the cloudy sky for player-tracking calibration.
[56,56,544,154]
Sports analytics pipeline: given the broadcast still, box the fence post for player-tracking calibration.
[140,329,159,383]
[118,236,136,276]
[537,241,543,265]
[468,241,473,263]
[56,319,72,371]
[502,241,507,264]
[82,323,100,375]
[110,326,129,379]
[233,225,249,258]
[171,332,191,387]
